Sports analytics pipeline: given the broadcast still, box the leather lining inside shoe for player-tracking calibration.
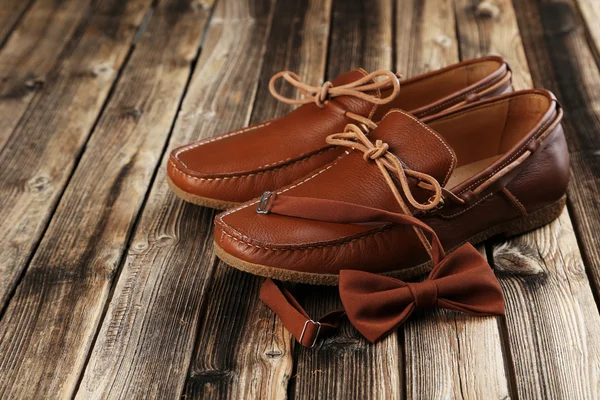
[373,59,504,120]
[426,93,553,188]
[445,155,502,189]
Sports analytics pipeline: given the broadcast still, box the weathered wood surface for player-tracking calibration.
[0,0,98,148]
[0,0,152,308]
[396,0,459,76]
[454,0,532,90]
[0,0,208,398]
[0,0,599,399]
[493,211,600,399]
[0,0,35,46]
[575,0,600,63]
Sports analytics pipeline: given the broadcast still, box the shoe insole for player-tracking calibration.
[445,155,502,189]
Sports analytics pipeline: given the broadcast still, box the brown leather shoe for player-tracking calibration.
[214,89,569,285]
[168,56,512,209]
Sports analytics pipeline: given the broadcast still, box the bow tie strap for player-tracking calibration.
[269,69,401,108]
[259,279,345,347]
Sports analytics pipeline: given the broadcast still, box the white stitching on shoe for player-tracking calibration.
[382,109,456,186]
[217,155,347,240]
[174,121,272,168]
[169,147,337,182]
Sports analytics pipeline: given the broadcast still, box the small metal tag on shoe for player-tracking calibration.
[256,191,273,214]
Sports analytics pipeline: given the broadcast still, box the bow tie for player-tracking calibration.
[339,243,505,342]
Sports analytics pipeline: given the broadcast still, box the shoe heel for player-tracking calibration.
[503,195,566,237]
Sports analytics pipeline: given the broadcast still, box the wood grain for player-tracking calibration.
[77,0,277,398]
[493,210,600,399]
[396,0,459,75]
[184,1,333,399]
[454,0,533,90]
[511,0,600,152]
[0,0,94,148]
[0,0,152,308]
[292,287,402,400]
[0,0,209,398]
[0,1,598,398]
[0,0,35,46]
[326,0,393,77]
[575,0,600,62]
[289,1,401,399]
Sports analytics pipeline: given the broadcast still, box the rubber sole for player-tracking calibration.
[167,176,241,210]
[214,195,567,285]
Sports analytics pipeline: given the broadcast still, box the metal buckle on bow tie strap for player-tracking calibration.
[256,191,273,214]
[299,319,321,348]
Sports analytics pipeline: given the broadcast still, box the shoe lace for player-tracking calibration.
[268,70,401,133]
[326,123,443,214]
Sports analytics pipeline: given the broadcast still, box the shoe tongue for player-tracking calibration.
[329,69,381,116]
[369,110,457,186]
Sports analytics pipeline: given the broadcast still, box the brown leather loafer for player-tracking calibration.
[214,89,569,285]
[168,56,512,209]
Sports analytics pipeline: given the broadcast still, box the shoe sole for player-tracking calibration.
[214,195,567,285]
[167,176,241,210]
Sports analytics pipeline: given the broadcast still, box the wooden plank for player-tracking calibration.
[289,1,401,399]
[76,0,277,398]
[493,211,600,399]
[454,0,532,90]
[395,0,459,75]
[0,0,205,397]
[572,0,600,301]
[0,0,152,308]
[511,0,600,153]
[326,0,393,74]
[575,0,600,61]
[0,0,94,148]
[396,2,511,398]
[183,1,333,399]
[0,0,35,46]
[465,0,600,396]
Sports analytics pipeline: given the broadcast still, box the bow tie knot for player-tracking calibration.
[407,280,438,309]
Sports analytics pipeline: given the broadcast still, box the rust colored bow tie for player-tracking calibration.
[338,243,505,342]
